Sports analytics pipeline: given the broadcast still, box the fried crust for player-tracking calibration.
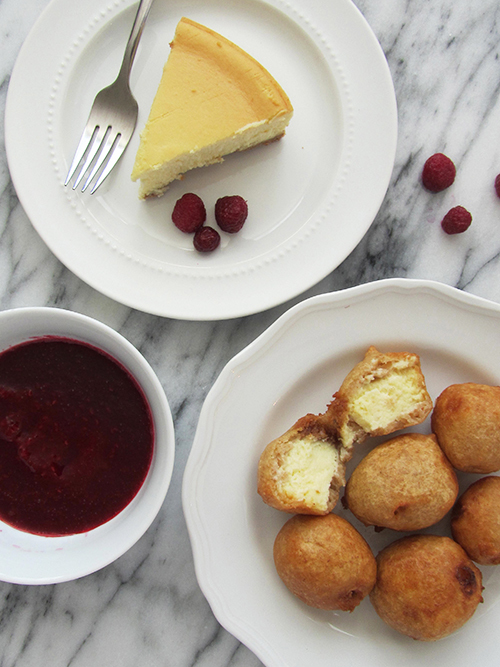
[432,383,500,473]
[451,476,500,564]
[273,514,376,611]
[344,433,458,531]
[370,535,483,641]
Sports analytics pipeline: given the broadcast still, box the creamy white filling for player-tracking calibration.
[349,368,425,431]
[278,437,339,512]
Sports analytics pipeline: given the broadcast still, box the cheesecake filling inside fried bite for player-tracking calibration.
[327,347,433,452]
[347,366,431,434]
[276,435,340,513]
[257,414,343,515]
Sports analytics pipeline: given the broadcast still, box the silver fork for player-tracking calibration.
[64,0,154,195]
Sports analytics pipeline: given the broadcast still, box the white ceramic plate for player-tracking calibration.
[183,278,500,667]
[5,0,397,320]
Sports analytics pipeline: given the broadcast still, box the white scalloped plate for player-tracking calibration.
[5,0,396,320]
[183,279,500,667]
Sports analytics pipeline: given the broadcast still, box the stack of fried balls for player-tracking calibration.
[259,349,500,641]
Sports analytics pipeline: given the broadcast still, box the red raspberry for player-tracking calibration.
[422,153,456,192]
[495,174,500,199]
[193,226,220,252]
[215,196,248,233]
[172,193,206,233]
[441,206,472,234]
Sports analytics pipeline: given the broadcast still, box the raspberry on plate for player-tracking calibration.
[172,193,206,233]
[193,226,221,252]
[422,153,456,192]
[441,206,472,234]
[215,195,248,233]
[495,175,500,199]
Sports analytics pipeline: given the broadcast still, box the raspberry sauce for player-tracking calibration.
[0,337,154,536]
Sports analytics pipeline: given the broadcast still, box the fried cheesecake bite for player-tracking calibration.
[257,412,342,515]
[432,383,500,473]
[257,346,433,515]
[326,346,433,455]
[344,433,458,531]
[273,514,376,611]
[370,535,483,641]
[451,476,500,565]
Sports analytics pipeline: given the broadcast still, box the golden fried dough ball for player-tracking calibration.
[370,535,483,641]
[344,433,458,531]
[258,414,343,515]
[432,383,500,473]
[451,476,500,565]
[273,514,376,611]
[326,346,432,453]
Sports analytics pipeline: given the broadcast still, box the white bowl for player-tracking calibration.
[0,307,175,585]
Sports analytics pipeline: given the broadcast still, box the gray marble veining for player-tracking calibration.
[1,0,500,665]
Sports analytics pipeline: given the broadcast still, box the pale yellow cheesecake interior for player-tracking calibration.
[131,17,293,199]
[338,364,432,450]
[275,435,341,515]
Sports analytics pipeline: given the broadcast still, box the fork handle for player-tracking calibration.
[117,0,155,83]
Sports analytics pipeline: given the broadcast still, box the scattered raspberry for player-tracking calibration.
[495,175,500,199]
[172,193,206,233]
[193,226,220,252]
[441,206,472,235]
[422,153,456,192]
[215,196,248,233]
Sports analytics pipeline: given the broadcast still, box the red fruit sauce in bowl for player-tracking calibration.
[0,337,154,536]
[0,307,174,584]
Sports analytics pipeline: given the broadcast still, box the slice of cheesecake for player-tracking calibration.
[131,17,293,199]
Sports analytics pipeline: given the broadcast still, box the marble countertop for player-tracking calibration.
[2,0,500,665]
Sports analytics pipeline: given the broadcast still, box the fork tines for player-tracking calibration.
[64,123,125,195]
[63,0,153,195]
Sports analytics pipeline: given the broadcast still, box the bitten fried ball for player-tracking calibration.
[257,413,343,515]
[432,383,500,473]
[344,433,458,531]
[273,514,376,611]
[326,346,433,452]
[451,476,500,565]
[370,535,483,641]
